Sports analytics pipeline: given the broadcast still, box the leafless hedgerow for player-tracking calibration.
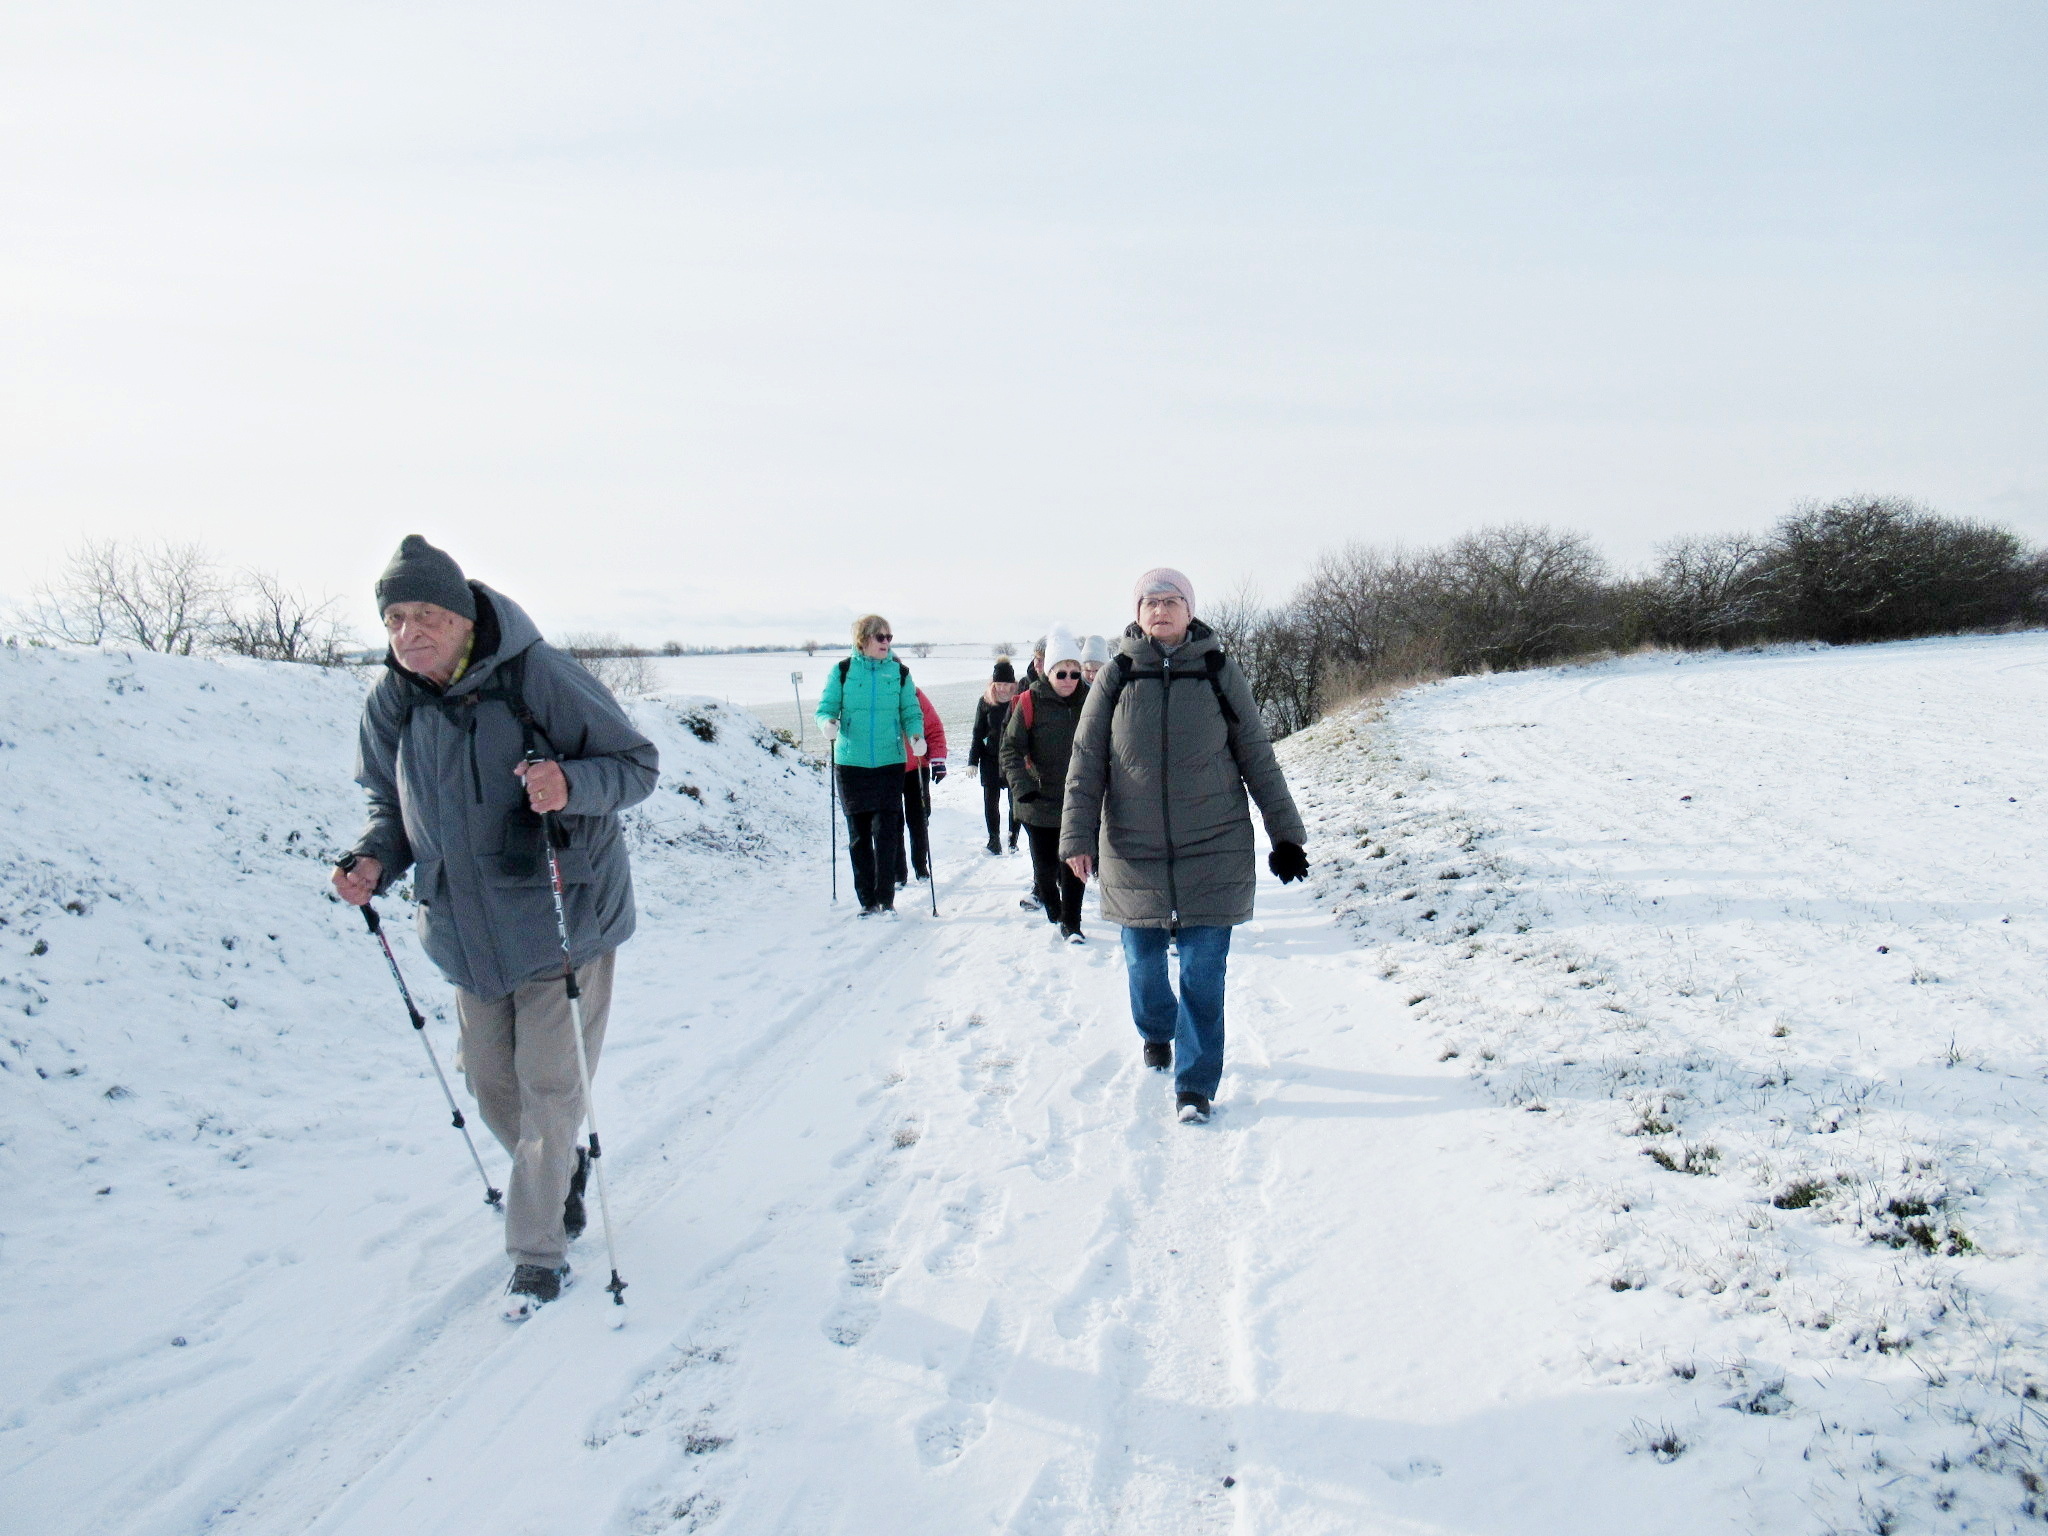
[1221,501,2046,739]
[213,570,356,664]
[19,537,225,654]
[559,632,658,696]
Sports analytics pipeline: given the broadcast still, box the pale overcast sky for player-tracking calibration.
[3,3,2043,645]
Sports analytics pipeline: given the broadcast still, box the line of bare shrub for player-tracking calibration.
[1211,496,2048,738]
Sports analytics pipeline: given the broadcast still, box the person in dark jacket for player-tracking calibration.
[1061,568,1310,1124]
[332,536,659,1312]
[1002,625,1092,941]
[967,658,1020,855]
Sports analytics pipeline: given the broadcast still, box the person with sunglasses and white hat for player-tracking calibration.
[1001,623,1092,942]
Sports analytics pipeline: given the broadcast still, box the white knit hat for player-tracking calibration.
[1043,623,1083,669]
[1080,633,1110,665]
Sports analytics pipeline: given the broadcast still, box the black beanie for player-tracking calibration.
[376,535,476,620]
[992,657,1016,683]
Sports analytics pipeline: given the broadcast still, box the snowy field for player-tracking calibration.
[7,633,2048,1533]
[645,646,1006,708]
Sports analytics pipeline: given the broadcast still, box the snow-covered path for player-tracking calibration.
[157,795,1668,1536]
[6,714,1733,1536]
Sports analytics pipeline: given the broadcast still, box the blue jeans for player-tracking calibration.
[1121,925,1233,1099]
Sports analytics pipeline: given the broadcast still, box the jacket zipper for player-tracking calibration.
[1159,650,1179,924]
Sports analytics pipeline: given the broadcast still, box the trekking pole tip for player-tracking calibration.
[486,1186,504,1207]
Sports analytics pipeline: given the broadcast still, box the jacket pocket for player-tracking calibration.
[483,844,596,887]
[411,857,444,905]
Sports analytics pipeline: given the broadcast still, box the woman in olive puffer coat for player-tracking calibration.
[1059,569,1309,1123]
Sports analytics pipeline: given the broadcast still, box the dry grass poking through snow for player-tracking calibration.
[1280,638,2048,1533]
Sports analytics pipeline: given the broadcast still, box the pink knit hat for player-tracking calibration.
[1133,567,1194,616]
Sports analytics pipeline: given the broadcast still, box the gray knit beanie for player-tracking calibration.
[376,535,476,620]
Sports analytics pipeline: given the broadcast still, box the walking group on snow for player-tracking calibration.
[332,538,1310,1317]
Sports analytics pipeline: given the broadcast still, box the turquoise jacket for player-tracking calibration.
[817,651,925,769]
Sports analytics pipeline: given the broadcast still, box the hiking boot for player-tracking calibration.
[1175,1092,1212,1125]
[1061,924,1086,945]
[502,1262,571,1321]
[1020,893,1042,911]
[564,1145,590,1241]
[985,839,1002,856]
[1143,1041,1172,1071]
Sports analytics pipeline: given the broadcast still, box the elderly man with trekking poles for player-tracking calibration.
[332,535,658,1319]
[1062,568,1311,1124]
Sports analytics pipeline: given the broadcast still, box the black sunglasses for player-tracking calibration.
[1052,669,1083,680]
[871,634,892,644]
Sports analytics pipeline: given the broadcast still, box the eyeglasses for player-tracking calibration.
[1139,594,1186,611]
[1052,669,1082,680]
[870,634,892,644]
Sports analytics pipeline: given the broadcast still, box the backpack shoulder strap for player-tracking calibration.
[479,650,556,758]
[837,656,851,683]
[1204,648,1240,726]
[1017,689,1034,729]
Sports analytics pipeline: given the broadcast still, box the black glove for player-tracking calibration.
[930,761,947,783]
[1269,842,1309,883]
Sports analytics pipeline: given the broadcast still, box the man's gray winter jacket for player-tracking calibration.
[1059,620,1305,929]
[349,584,659,1000]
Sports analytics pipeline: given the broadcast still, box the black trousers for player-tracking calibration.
[981,779,1018,848]
[896,767,930,882]
[837,764,904,909]
[1024,823,1083,930]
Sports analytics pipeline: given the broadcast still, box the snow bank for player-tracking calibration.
[1283,634,2048,1530]
[0,640,822,1529]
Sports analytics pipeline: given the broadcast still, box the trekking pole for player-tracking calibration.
[526,757,628,1310]
[355,899,502,1208]
[922,765,939,917]
[828,750,840,902]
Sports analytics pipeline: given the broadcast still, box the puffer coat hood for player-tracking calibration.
[350,584,660,999]
[1059,619,1304,928]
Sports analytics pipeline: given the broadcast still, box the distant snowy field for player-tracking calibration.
[645,645,1003,707]
[9,632,2048,1534]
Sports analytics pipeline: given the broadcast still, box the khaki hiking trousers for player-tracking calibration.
[455,950,615,1269]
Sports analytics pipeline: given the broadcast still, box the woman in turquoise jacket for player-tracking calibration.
[817,614,927,914]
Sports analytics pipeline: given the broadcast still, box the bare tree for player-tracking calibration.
[910,641,933,659]
[1646,533,1775,648]
[804,638,819,656]
[215,570,355,664]
[20,537,224,653]
[1206,581,1325,737]
[1766,496,2040,643]
[558,631,657,695]
[1429,524,1610,673]
[1294,542,1447,697]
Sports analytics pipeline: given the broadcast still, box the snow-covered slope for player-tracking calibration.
[0,641,822,1533]
[1284,632,2048,1531]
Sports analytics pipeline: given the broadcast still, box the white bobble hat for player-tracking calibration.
[1043,623,1083,670]
[1080,634,1110,664]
